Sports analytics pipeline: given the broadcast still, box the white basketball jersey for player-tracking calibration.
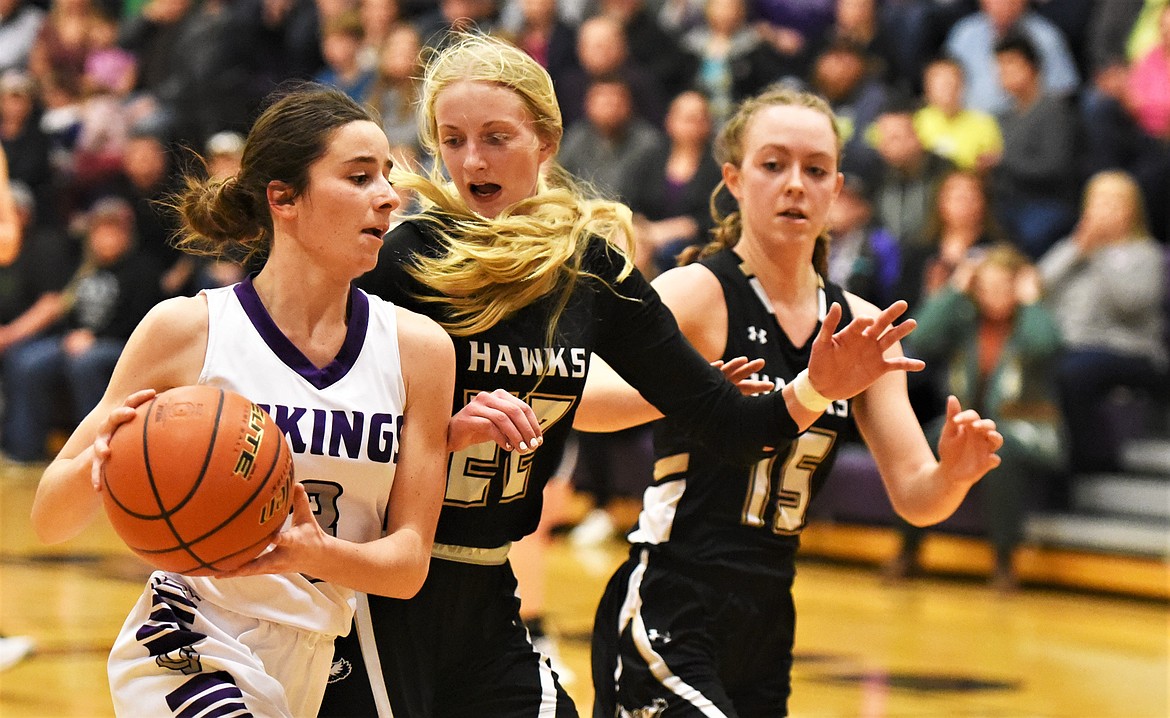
[183,279,406,637]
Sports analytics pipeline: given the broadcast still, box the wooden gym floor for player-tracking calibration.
[1,459,1167,717]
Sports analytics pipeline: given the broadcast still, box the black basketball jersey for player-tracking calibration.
[636,248,857,581]
[358,219,800,549]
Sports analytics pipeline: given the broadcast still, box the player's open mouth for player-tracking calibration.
[362,226,387,238]
[779,209,807,219]
[470,183,502,197]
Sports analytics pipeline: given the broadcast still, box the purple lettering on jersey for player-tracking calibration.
[329,411,365,458]
[261,404,308,453]
[368,413,396,463]
[311,409,327,455]
[257,403,398,463]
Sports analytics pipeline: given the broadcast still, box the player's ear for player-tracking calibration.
[722,162,743,200]
[267,180,296,215]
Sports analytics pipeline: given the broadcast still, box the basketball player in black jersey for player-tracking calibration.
[320,34,929,718]
[587,87,1005,717]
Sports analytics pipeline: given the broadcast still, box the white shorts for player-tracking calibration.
[108,573,336,718]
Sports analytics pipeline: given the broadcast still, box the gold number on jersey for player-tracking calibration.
[444,392,577,507]
[740,429,837,534]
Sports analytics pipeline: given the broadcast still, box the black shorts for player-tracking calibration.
[591,549,796,718]
[319,556,577,717]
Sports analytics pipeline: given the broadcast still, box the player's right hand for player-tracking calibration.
[447,389,543,454]
[91,389,156,492]
[807,301,925,402]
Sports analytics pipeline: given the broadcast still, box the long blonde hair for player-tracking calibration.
[390,31,636,338]
[678,86,842,276]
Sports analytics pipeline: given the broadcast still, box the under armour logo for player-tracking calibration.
[646,629,671,644]
[156,645,202,675]
[748,326,768,344]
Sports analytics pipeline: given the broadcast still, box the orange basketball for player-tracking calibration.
[101,384,295,575]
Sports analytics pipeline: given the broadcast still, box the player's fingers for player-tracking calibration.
[124,388,156,410]
[816,302,843,343]
[486,389,542,450]
[835,314,875,342]
[878,318,917,348]
[289,483,313,522]
[886,356,926,373]
[721,356,766,382]
[869,299,909,336]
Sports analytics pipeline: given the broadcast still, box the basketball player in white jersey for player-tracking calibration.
[30,84,458,717]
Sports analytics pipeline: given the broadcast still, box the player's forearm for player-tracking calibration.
[31,449,103,544]
[309,529,433,599]
[887,460,978,528]
[575,368,662,432]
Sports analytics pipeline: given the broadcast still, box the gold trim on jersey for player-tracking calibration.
[653,453,690,481]
[431,541,511,565]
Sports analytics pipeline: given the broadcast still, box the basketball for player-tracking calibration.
[101,384,295,575]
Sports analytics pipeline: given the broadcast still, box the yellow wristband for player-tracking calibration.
[791,369,832,413]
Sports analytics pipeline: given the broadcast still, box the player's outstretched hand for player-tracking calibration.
[806,301,926,401]
[714,356,775,396]
[448,389,543,454]
[936,395,1003,489]
[216,483,322,579]
[91,388,156,492]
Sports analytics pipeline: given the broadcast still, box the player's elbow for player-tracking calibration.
[380,536,433,599]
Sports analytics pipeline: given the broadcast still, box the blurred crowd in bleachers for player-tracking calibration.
[1,0,1167,568]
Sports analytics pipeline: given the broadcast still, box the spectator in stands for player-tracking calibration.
[2,176,78,463]
[505,0,579,86]
[0,0,46,74]
[593,0,694,100]
[119,0,253,149]
[826,171,900,308]
[558,74,666,203]
[65,36,135,201]
[557,14,667,127]
[90,130,186,295]
[415,0,502,49]
[656,0,705,37]
[366,21,424,168]
[943,0,1079,115]
[886,244,1065,592]
[0,69,54,228]
[988,32,1077,259]
[1127,3,1170,143]
[0,145,17,264]
[1038,170,1168,476]
[901,169,1007,310]
[356,0,402,72]
[204,129,244,181]
[879,0,977,96]
[914,56,1003,173]
[808,38,888,164]
[233,0,324,103]
[751,0,835,75]
[314,10,375,102]
[679,0,794,128]
[26,0,107,95]
[1076,58,1133,168]
[626,89,722,277]
[3,196,161,462]
[808,0,904,91]
[866,100,954,251]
